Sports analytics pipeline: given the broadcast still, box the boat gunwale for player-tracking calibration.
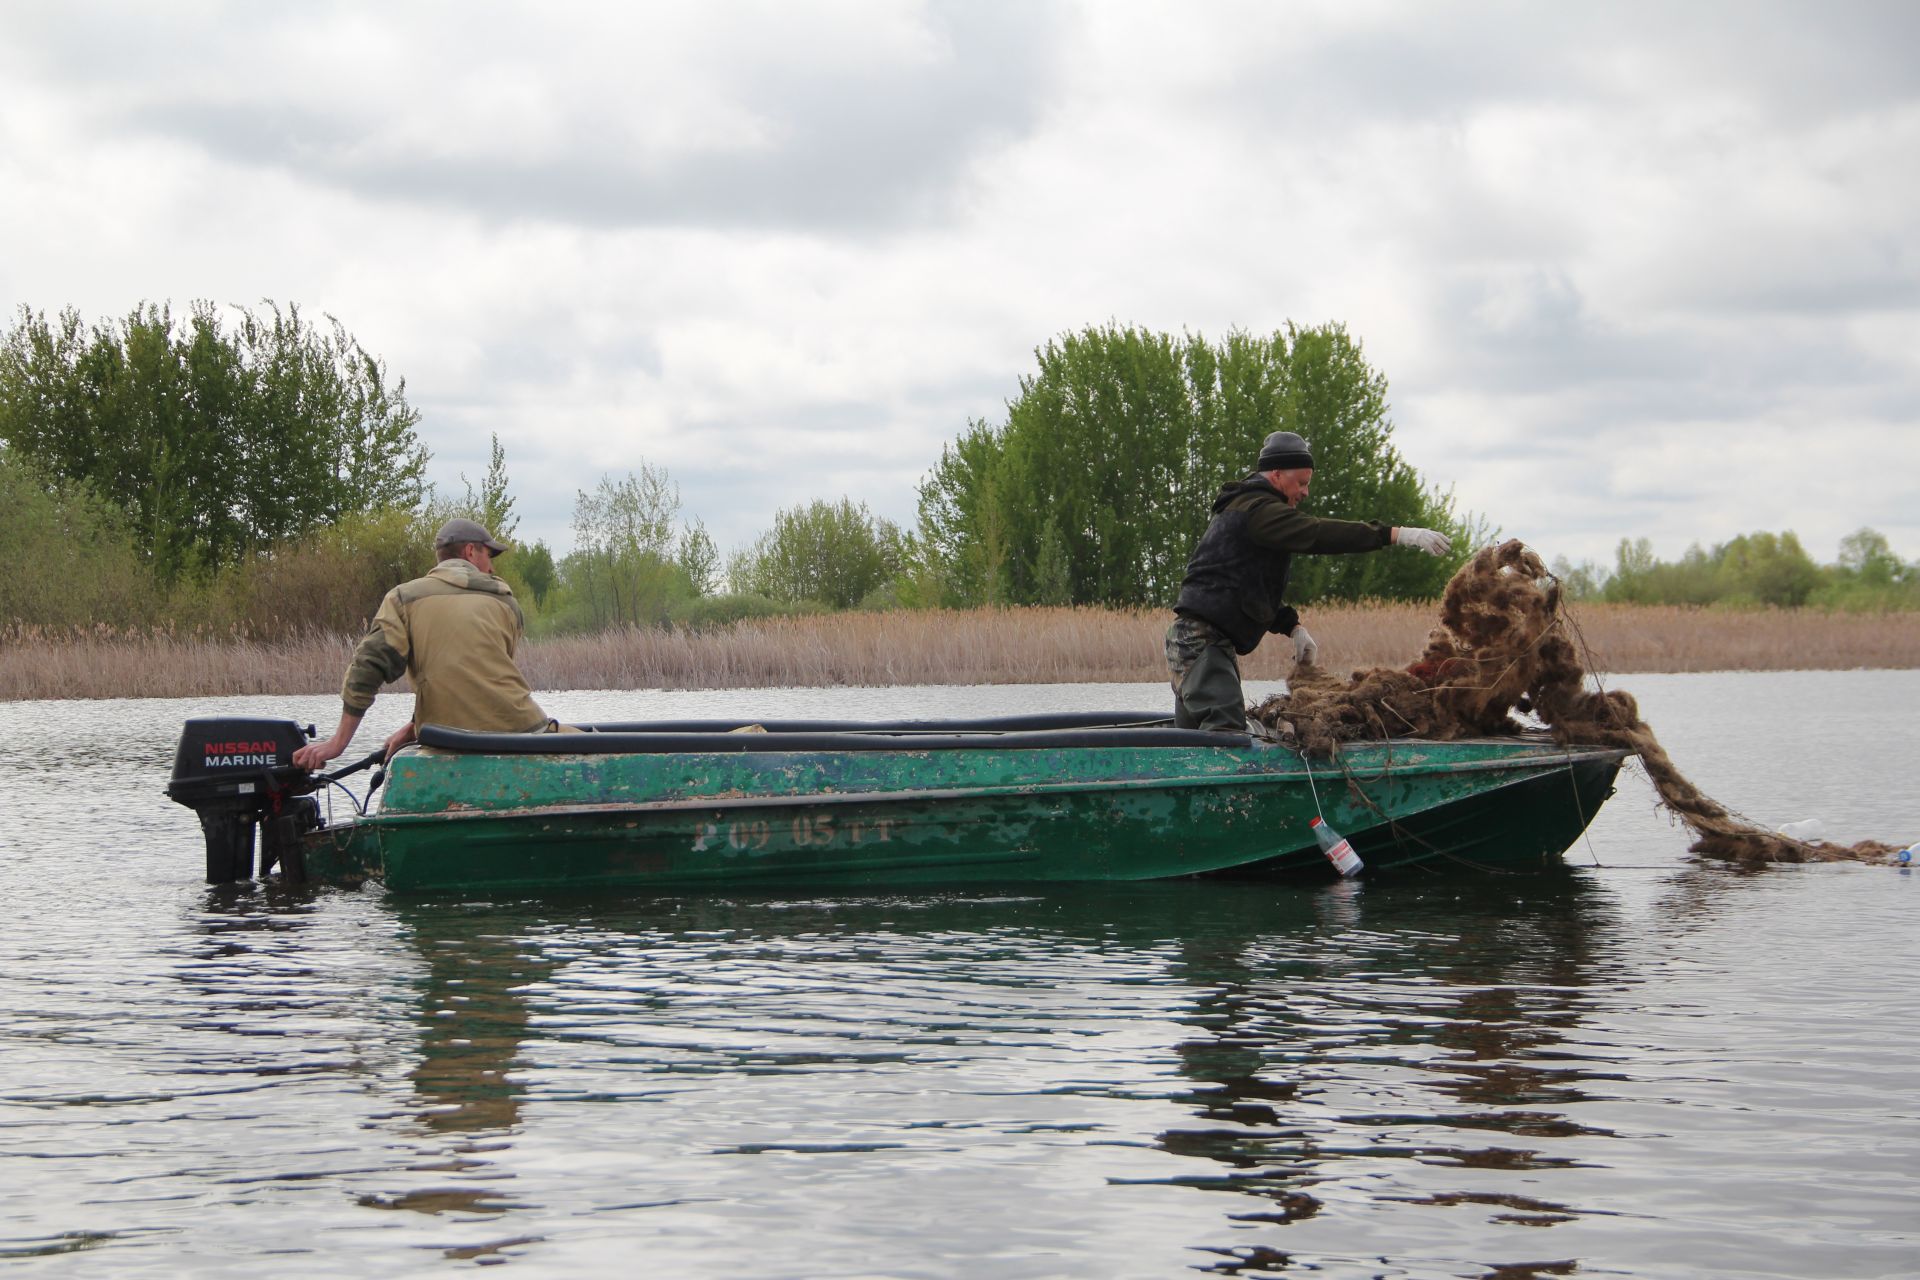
[364,740,1632,827]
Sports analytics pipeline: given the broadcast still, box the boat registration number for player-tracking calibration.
[691,813,897,855]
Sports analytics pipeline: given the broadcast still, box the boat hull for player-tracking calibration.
[300,736,1627,893]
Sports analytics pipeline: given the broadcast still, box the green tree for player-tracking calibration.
[0,448,155,627]
[676,518,721,597]
[734,498,901,608]
[460,433,519,542]
[1549,554,1608,600]
[883,526,953,610]
[1031,515,1073,606]
[0,301,428,582]
[1606,541,1719,605]
[514,540,557,608]
[1715,530,1821,606]
[1604,537,1659,603]
[917,323,1466,608]
[1836,527,1904,588]
[565,466,683,627]
[1816,527,1919,610]
[915,419,1010,606]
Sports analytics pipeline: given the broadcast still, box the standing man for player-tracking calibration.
[1166,431,1453,733]
[293,518,550,769]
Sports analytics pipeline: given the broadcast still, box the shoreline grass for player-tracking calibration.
[4,602,1919,701]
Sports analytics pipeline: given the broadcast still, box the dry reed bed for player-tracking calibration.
[4,603,1918,701]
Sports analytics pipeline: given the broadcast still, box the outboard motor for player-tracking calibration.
[166,718,322,885]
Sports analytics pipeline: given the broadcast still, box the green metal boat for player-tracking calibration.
[168,711,1628,892]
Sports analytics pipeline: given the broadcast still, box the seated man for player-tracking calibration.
[293,518,550,770]
[1167,430,1453,733]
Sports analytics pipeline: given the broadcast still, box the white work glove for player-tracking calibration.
[1290,624,1318,666]
[1394,526,1452,557]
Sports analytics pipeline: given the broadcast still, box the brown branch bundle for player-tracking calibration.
[1251,539,1906,865]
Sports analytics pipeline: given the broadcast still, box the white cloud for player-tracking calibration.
[1,0,1916,567]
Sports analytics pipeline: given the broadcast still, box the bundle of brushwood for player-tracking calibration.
[1249,539,1904,865]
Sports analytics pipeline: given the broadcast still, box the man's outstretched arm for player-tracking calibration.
[293,604,409,770]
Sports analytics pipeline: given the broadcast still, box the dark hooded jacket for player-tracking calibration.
[1172,475,1391,654]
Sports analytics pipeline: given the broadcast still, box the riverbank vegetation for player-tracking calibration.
[5,602,1917,701]
[1553,528,1920,611]
[2,311,1481,639]
[4,303,1916,698]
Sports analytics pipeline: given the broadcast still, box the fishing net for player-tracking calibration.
[1248,539,1905,865]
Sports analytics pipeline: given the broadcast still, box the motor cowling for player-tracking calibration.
[166,717,321,884]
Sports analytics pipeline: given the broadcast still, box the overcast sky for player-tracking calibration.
[4,0,1916,571]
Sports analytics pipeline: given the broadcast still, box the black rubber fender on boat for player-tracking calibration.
[416,722,1254,755]
[577,710,1180,734]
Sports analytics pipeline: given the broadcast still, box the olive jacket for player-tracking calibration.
[341,559,547,732]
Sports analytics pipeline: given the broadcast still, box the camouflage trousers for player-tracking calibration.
[1164,614,1248,733]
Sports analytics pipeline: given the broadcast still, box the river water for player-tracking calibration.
[1,672,1916,1279]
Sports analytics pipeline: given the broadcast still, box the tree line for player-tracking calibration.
[1552,529,1918,611]
[2,302,1912,641]
[0,302,426,584]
